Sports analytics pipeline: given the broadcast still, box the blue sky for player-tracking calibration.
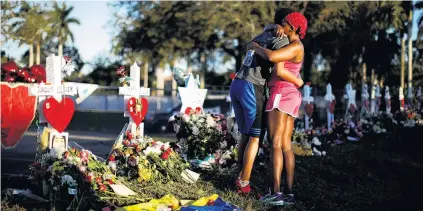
[2,1,422,75]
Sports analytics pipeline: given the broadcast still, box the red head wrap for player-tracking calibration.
[285,12,308,39]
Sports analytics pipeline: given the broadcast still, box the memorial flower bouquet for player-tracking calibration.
[170,112,236,161]
[108,130,189,183]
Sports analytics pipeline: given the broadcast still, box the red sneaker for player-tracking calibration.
[235,178,251,194]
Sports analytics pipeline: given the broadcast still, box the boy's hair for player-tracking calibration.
[274,8,294,24]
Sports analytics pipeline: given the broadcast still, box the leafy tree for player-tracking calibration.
[52,2,80,57]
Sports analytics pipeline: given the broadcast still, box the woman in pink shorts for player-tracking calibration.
[249,12,308,205]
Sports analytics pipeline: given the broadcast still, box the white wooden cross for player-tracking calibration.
[344,83,357,119]
[324,83,335,131]
[385,86,391,114]
[118,62,150,137]
[375,83,381,114]
[407,83,414,104]
[29,54,77,157]
[178,73,207,114]
[302,84,313,130]
[360,83,369,116]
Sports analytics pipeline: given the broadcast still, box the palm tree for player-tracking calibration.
[11,2,45,66]
[52,2,80,57]
[416,1,423,49]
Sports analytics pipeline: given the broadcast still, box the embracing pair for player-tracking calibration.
[229,9,308,206]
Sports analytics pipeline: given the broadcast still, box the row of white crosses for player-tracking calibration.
[302,84,313,130]
[29,54,77,157]
[118,62,150,136]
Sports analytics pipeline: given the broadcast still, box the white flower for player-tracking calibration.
[322,151,327,156]
[182,114,190,122]
[192,126,200,135]
[168,115,175,122]
[173,123,180,133]
[143,146,162,155]
[191,114,198,122]
[108,161,117,172]
[312,137,321,146]
[61,175,77,187]
[206,116,216,128]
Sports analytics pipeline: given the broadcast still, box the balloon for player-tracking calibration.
[31,65,46,83]
[2,61,19,73]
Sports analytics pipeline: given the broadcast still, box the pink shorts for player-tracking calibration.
[266,83,302,118]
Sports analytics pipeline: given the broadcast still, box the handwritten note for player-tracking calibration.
[119,87,150,96]
[30,84,77,96]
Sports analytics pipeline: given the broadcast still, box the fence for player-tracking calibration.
[75,86,382,121]
[76,86,231,114]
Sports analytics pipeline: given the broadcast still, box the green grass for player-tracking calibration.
[3,140,423,210]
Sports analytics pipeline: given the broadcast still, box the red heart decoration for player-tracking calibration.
[364,100,370,109]
[127,97,148,126]
[195,107,202,114]
[43,97,75,133]
[1,83,37,149]
[185,107,193,115]
[329,100,336,114]
[305,103,313,117]
[349,104,356,113]
[2,61,19,73]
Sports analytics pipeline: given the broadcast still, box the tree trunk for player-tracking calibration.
[36,42,41,64]
[58,42,63,57]
[235,54,242,72]
[29,43,34,67]
[401,35,405,88]
[407,9,413,99]
[143,61,148,88]
[201,52,207,89]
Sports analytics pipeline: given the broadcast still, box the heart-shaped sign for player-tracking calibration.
[1,83,37,149]
[127,97,148,126]
[43,97,75,133]
[305,103,313,117]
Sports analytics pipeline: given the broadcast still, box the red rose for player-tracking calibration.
[160,145,165,151]
[99,184,107,192]
[161,151,170,160]
[125,131,133,140]
[107,179,114,185]
[123,139,131,146]
[108,154,115,161]
[95,177,102,184]
[63,151,70,160]
[85,174,93,182]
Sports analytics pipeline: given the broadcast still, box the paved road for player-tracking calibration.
[1,130,176,175]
